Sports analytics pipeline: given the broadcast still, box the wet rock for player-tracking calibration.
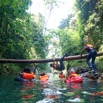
[69,66,89,74]
[97,73,103,83]
[81,71,103,81]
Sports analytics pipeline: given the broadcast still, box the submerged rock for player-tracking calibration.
[36,98,54,103]
[67,98,84,103]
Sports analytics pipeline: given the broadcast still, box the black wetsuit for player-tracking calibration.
[55,54,66,71]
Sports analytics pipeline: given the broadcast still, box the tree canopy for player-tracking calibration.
[0,0,103,73]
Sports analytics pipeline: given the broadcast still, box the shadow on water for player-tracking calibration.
[0,74,103,103]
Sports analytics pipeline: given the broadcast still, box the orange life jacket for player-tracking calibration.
[22,72,35,79]
[84,44,94,52]
[86,44,93,48]
[39,74,48,81]
[68,73,78,79]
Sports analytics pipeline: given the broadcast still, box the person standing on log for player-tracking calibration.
[50,53,68,72]
[80,44,97,74]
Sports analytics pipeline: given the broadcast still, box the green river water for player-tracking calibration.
[0,74,103,103]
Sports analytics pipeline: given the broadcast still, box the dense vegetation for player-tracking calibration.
[0,0,103,74]
[0,0,48,74]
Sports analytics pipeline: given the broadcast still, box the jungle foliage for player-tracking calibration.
[0,0,48,73]
[45,0,103,71]
[0,0,103,74]
[48,0,103,55]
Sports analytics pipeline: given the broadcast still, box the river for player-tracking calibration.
[0,74,103,103]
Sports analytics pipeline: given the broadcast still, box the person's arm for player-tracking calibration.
[80,48,85,57]
[55,61,59,65]
[66,72,69,78]
[52,59,57,70]
[19,72,23,78]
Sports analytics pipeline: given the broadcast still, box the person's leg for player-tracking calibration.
[59,53,68,70]
[86,52,92,70]
[59,59,65,70]
[55,53,68,71]
[55,57,64,71]
[91,51,97,73]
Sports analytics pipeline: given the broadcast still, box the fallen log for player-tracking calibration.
[0,52,103,63]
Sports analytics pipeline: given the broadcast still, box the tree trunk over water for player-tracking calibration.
[0,52,103,63]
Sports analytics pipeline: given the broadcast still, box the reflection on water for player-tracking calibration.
[0,74,103,103]
[20,81,34,100]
